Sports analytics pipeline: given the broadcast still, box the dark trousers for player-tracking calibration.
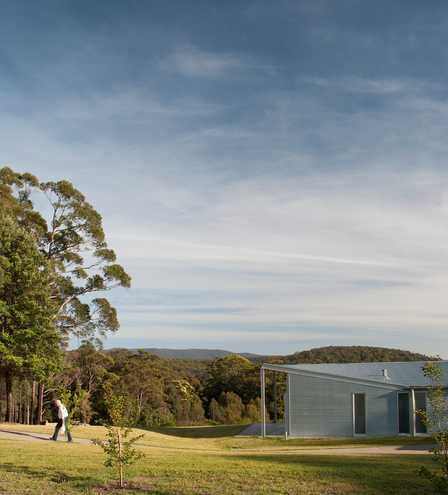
[52,418,73,441]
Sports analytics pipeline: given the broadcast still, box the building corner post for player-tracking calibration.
[261,366,266,438]
[411,388,416,437]
[274,371,277,423]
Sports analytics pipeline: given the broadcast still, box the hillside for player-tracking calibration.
[107,345,438,363]
[276,345,439,364]
[109,347,261,360]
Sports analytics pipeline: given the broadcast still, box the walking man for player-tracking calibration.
[50,399,73,442]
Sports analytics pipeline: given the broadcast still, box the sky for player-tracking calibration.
[0,0,447,357]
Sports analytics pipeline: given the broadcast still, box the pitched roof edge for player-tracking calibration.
[262,363,406,390]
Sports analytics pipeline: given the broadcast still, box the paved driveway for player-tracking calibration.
[236,423,434,454]
[0,429,91,444]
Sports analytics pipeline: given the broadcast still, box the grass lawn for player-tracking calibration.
[0,422,436,450]
[0,424,437,494]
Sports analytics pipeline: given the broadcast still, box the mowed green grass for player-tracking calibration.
[0,424,437,494]
[0,422,436,450]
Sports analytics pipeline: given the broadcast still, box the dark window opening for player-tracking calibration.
[398,393,410,434]
[414,392,427,434]
[354,394,366,434]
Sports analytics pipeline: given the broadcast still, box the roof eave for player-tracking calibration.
[262,363,404,390]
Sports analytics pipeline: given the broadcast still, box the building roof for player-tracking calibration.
[263,361,448,388]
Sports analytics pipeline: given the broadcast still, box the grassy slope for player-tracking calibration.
[0,423,436,450]
[0,424,437,494]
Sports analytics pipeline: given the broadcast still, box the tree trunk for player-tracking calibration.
[23,399,29,424]
[30,380,35,425]
[36,382,44,424]
[5,372,13,423]
[117,426,123,487]
[18,384,22,424]
[0,376,3,422]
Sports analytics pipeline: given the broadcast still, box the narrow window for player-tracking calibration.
[414,392,427,434]
[398,393,410,434]
[353,394,366,435]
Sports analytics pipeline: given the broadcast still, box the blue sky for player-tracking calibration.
[1,1,447,357]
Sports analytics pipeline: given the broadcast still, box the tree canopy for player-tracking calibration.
[0,215,63,421]
[0,167,131,344]
[248,345,439,364]
[0,167,131,423]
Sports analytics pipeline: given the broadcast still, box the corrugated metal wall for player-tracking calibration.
[288,374,399,437]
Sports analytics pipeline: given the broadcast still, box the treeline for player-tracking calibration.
[128,348,259,360]
[249,345,439,364]
[0,345,437,427]
[0,345,272,427]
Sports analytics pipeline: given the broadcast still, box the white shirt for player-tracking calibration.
[58,404,68,420]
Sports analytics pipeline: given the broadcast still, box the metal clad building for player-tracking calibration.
[261,361,448,438]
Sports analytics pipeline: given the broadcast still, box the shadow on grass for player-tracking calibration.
[1,461,94,489]
[141,424,248,439]
[236,435,437,448]
[226,453,433,495]
[0,430,50,441]
[1,463,195,495]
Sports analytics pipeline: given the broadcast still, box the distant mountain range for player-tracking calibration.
[106,345,438,362]
[107,347,262,360]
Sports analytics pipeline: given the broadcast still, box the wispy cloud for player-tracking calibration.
[0,1,446,357]
[162,47,251,78]
[306,76,440,94]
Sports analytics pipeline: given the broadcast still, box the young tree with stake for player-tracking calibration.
[92,381,145,488]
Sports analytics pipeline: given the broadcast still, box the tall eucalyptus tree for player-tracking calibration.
[0,167,131,421]
[0,167,131,344]
[0,215,62,421]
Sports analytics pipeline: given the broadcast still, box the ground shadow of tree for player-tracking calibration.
[232,453,433,494]
[1,463,189,494]
[1,462,92,489]
[143,425,246,439]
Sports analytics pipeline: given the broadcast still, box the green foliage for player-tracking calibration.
[0,215,63,420]
[208,391,263,425]
[275,345,440,364]
[122,350,171,425]
[0,216,61,375]
[167,379,206,426]
[204,354,261,407]
[0,167,131,344]
[0,167,131,425]
[69,342,113,395]
[244,397,263,423]
[11,343,437,429]
[414,362,448,493]
[91,381,145,488]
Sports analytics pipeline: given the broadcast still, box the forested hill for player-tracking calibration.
[263,345,439,364]
[111,348,260,360]
[108,345,438,363]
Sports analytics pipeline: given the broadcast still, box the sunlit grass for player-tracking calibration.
[0,422,436,452]
[0,433,436,494]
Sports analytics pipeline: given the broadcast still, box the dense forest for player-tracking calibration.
[126,348,260,359]
[251,345,439,364]
[0,345,438,427]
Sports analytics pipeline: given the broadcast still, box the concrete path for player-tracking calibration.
[0,428,435,454]
[236,423,434,454]
[269,445,434,455]
[0,429,92,444]
[237,422,286,437]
